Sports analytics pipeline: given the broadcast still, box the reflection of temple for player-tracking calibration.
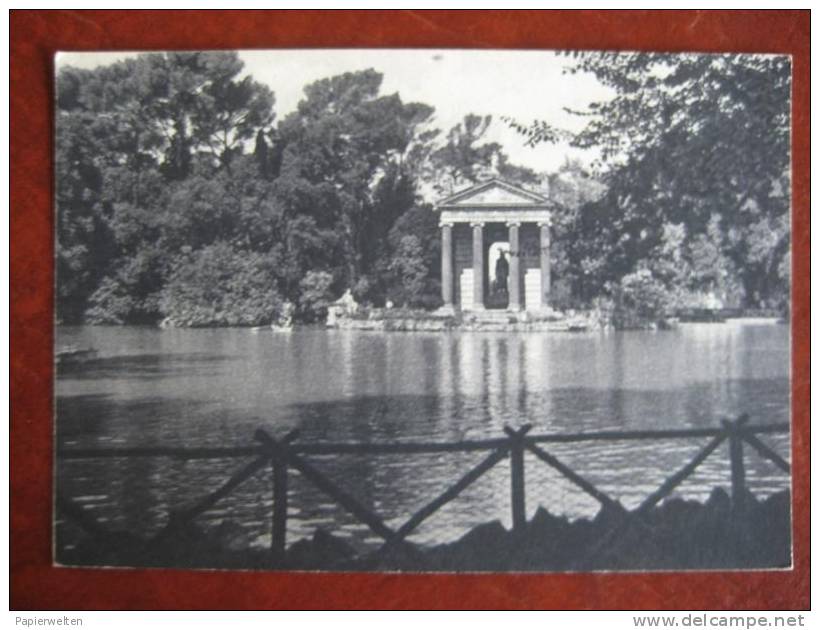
[435,179,553,312]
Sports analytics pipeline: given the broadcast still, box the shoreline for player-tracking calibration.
[56,303,788,334]
[57,487,790,573]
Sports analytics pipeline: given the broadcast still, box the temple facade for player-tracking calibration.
[435,179,553,313]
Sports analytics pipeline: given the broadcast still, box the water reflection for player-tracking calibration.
[55,323,790,553]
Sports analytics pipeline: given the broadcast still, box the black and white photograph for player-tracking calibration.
[53,48,792,573]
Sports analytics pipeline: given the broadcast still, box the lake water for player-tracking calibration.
[55,322,791,553]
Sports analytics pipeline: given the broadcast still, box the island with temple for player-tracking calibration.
[327,179,589,332]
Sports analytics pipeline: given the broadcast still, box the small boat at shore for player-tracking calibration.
[56,346,97,366]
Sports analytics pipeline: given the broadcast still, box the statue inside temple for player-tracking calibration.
[494,251,509,294]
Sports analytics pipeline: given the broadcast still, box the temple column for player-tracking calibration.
[440,223,454,308]
[471,222,484,310]
[507,221,521,311]
[539,220,551,308]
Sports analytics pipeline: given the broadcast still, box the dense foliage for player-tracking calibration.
[158,242,283,327]
[56,52,537,325]
[57,51,790,327]
[513,52,791,316]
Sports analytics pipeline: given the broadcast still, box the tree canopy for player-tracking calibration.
[56,51,791,327]
[512,52,791,311]
[56,52,540,325]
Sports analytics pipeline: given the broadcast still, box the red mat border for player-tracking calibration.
[10,9,810,610]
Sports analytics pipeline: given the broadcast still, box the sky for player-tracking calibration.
[56,49,614,172]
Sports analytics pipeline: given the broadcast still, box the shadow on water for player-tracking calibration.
[55,377,790,453]
[55,378,790,560]
[57,353,235,381]
[269,378,789,441]
[56,394,217,444]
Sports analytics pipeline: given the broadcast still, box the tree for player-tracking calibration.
[610,268,672,329]
[187,52,275,168]
[56,58,468,326]
[510,52,791,309]
[387,235,429,307]
[298,271,336,322]
[542,159,607,308]
[55,52,277,324]
[159,242,283,327]
[427,114,538,195]
[55,108,112,322]
[277,70,434,286]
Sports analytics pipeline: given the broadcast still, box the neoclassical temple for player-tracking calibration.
[435,179,552,313]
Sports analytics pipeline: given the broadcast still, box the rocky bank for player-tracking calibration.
[57,487,791,572]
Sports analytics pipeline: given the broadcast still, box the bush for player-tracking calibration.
[84,276,140,325]
[387,235,429,308]
[83,248,166,324]
[414,281,443,310]
[350,274,385,307]
[298,270,336,322]
[611,269,672,329]
[159,242,283,327]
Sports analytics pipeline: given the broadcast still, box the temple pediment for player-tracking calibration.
[435,179,551,227]
[436,179,547,208]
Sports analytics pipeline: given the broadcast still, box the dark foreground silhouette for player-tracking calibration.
[57,487,790,572]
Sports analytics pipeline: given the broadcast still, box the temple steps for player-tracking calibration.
[462,309,526,324]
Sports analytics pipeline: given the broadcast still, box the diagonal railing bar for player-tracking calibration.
[740,431,791,474]
[636,433,728,514]
[154,453,271,542]
[573,432,728,571]
[374,445,511,558]
[56,493,117,541]
[255,429,399,545]
[524,442,619,509]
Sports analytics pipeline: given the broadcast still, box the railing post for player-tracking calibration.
[723,414,749,518]
[271,456,288,555]
[504,424,532,535]
[257,429,299,557]
[722,414,752,561]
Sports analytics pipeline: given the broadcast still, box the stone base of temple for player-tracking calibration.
[433,305,457,317]
[524,305,563,320]
[464,308,525,321]
[325,304,602,332]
